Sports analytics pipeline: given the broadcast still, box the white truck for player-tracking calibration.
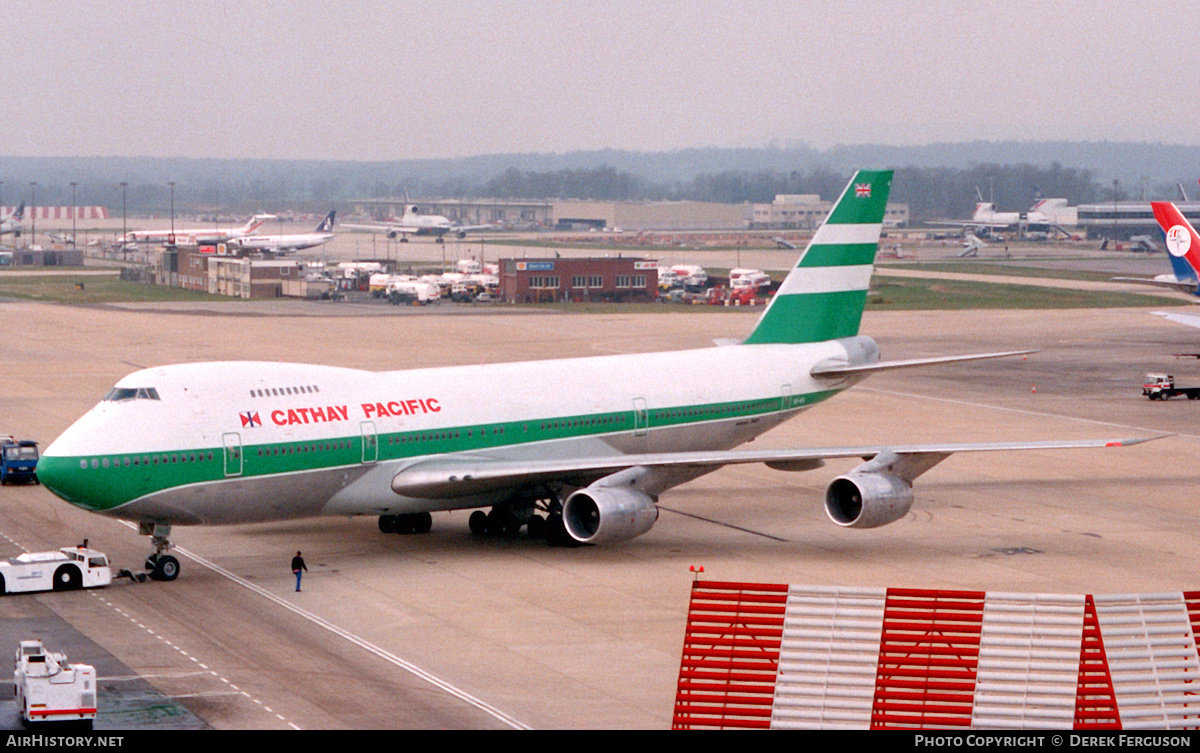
[0,546,112,594]
[14,639,97,726]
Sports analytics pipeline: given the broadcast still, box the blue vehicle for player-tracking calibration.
[1,439,39,484]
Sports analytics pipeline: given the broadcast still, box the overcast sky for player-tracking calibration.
[3,1,1195,161]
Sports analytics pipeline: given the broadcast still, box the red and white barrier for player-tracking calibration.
[673,582,1200,730]
[1,206,110,220]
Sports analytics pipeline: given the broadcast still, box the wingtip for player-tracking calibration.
[1107,434,1171,447]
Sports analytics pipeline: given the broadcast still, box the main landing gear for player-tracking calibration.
[139,522,180,581]
[378,512,433,535]
[467,494,582,547]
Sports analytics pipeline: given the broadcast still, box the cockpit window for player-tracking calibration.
[104,387,160,402]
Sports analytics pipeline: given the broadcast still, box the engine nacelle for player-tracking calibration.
[824,472,914,529]
[561,487,659,545]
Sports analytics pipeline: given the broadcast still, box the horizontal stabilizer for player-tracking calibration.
[1112,276,1200,293]
[1154,311,1200,330]
[810,349,1037,380]
[390,436,1159,500]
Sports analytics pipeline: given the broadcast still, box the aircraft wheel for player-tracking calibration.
[150,555,179,582]
[379,515,398,534]
[545,516,567,547]
[52,565,82,591]
[526,514,547,540]
[413,512,433,534]
[0,573,6,595]
[469,510,488,535]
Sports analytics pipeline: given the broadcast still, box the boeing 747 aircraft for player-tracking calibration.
[37,171,1147,582]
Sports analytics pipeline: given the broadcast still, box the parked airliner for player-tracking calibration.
[1145,201,1200,328]
[38,171,1148,582]
[123,214,277,246]
[0,203,25,236]
[347,204,491,242]
[230,211,336,253]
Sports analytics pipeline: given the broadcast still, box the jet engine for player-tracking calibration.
[824,472,914,529]
[561,487,659,545]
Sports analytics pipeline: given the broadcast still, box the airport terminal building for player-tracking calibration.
[352,197,749,231]
[353,195,907,232]
[1076,201,1200,240]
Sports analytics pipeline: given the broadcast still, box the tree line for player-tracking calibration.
[475,162,1105,222]
[0,157,1142,222]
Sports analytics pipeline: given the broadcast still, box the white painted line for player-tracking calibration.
[129,529,530,730]
[855,385,1197,440]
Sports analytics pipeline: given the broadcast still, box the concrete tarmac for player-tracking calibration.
[0,296,1197,729]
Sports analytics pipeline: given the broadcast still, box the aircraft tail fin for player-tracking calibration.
[316,210,336,233]
[1152,202,1200,278]
[743,169,892,345]
[242,214,275,234]
[11,202,24,220]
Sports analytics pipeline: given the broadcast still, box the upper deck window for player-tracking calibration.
[103,387,161,402]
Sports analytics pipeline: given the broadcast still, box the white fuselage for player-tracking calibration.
[39,337,872,526]
[124,216,273,245]
[233,232,334,252]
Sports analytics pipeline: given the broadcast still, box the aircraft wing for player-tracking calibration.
[926,219,1014,231]
[809,350,1037,380]
[1112,277,1200,293]
[390,436,1157,499]
[343,222,415,234]
[451,223,496,233]
[1153,311,1200,329]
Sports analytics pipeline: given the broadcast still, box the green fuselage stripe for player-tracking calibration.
[40,389,843,513]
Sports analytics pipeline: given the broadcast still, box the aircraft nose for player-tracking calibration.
[35,450,87,508]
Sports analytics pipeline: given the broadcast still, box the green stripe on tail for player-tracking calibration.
[743,169,893,345]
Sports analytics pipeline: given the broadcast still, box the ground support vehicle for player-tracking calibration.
[0,438,38,484]
[1143,373,1200,400]
[0,546,112,594]
[14,639,97,726]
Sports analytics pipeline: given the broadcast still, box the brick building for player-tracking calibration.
[499,257,658,303]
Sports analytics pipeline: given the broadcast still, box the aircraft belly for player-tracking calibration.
[107,465,374,526]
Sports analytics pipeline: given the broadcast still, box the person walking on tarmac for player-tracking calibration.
[291,551,308,592]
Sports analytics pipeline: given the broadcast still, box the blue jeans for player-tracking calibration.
[294,569,303,591]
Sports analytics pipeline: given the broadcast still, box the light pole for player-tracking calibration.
[1112,179,1120,242]
[168,181,175,244]
[29,182,35,249]
[70,182,77,248]
[120,182,127,260]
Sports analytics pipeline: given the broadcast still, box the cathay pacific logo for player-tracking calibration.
[240,411,261,428]
[854,183,872,198]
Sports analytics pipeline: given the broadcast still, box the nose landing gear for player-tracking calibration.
[139,522,180,581]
